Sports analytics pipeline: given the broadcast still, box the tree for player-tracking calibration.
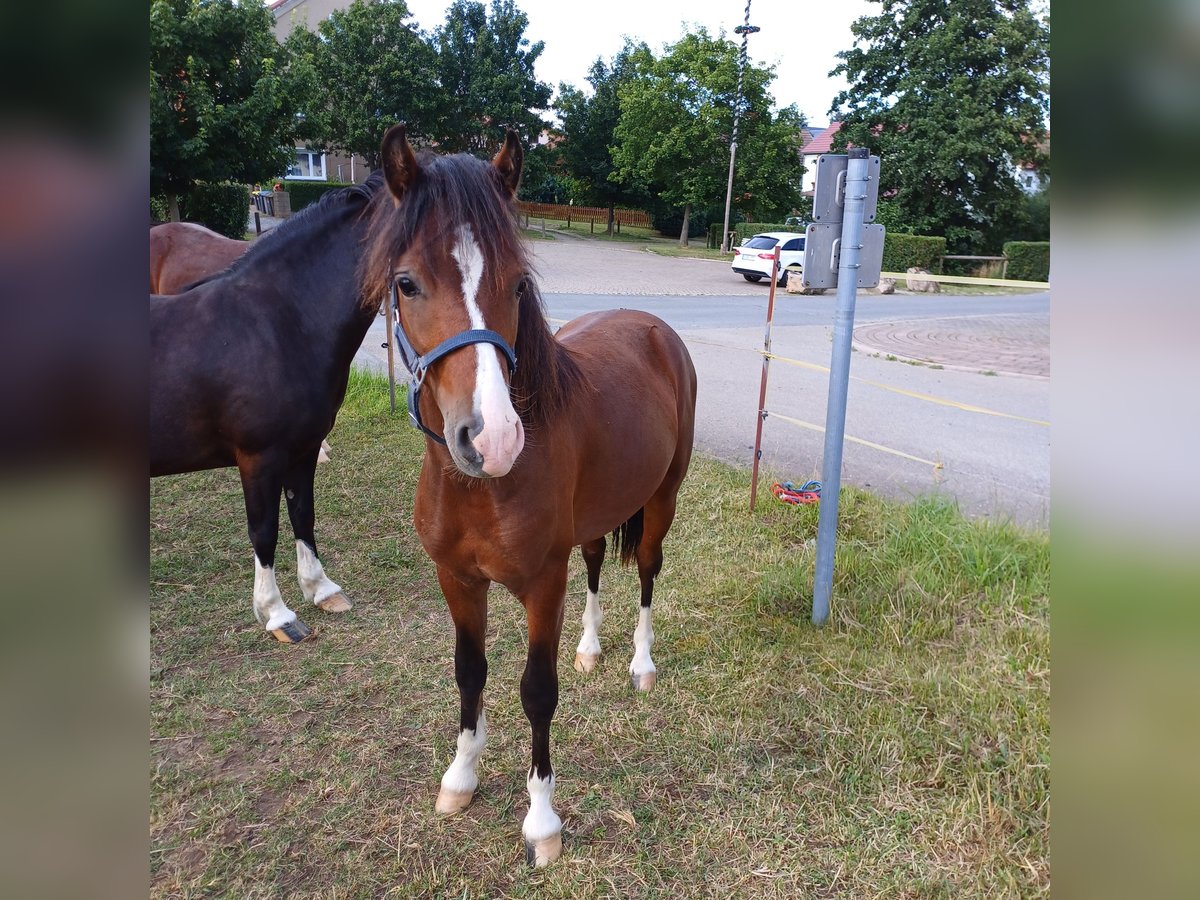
[151,0,308,221]
[830,0,1049,253]
[610,28,803,247]
[289,0,439,169]
[555,43,652,235]
[431,0,552,154]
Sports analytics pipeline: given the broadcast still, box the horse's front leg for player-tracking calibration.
[238,451,308,643]
[435,567,490,816]
[519,563,569,867]
[283,448,351,614]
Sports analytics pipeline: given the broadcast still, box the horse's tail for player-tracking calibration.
[612,507,644,566]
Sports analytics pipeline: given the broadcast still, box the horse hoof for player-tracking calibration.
[317,440,332,463]
[524,833,562,868]
[434,787,474,816]
[573,652,599,674]
[630,671,656,692]
[271,619,311,643]
[316,592,352,613]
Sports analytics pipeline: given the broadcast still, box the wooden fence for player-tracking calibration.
[517,201,651,228]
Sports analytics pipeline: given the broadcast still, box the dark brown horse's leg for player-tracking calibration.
[283,448,351,614]
[520,563,568,866]
[435,567,489,816]
[239,452,309,643]
[573,537,606,674]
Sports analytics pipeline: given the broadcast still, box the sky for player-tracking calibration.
[403,0,878,127]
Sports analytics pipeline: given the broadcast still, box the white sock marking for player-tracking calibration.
[440,710,488,795]
[252,555,297,631]
[629,605,656,678]
[522,771,562,843]
[576,588,603,659]
[296,540,344,606]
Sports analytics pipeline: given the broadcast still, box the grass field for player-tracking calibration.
[150,370,1049,898]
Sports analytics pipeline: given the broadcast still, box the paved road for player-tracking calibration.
[354,237,1050,528]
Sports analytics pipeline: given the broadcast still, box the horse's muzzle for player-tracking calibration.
[448,413,524,478]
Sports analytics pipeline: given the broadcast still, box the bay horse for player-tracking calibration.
[149,178,384,641]
[361,125,696,866]
[150,221,251,294]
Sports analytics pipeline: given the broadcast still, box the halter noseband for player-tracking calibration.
[390,282,518,445]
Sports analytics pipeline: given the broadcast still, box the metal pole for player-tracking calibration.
[749,244,781,510]
[812,148,871,626]
[720,4,759,254]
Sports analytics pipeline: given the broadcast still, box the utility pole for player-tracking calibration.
[720,2,760,254]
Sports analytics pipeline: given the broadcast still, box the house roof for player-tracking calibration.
[801,121,841,155]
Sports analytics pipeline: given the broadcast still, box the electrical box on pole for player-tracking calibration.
[806,150,884,626]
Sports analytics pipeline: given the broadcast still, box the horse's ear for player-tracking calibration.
[381,123,419,202]
[492,129,524,197]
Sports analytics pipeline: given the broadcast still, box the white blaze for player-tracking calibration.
[451,225,523,474]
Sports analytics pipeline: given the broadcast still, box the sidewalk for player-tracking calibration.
[852,314,1049,377]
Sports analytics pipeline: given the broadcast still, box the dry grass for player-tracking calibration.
[151,369,1049,898]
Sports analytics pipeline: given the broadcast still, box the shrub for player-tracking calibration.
[150,183,250,238]
[882,233,946,273]
[1003,241,1050,282]
[283,180,355,212]
[186,182,251,238]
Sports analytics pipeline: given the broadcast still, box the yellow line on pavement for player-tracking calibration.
[764,411,944,470]
[545,328,1048,427]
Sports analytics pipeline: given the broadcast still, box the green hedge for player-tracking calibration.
[283,180,355,212]
[731,222,797,244]
[1003,241,1050,282]
[882,233,946,273]
[150,182,250,238]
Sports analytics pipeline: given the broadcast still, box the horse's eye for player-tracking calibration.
[516,276,530,296]
[395,275,419,299]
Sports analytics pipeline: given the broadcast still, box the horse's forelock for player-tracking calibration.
[361,153,527,311]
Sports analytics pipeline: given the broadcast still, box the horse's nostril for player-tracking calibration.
[455,424,473,451]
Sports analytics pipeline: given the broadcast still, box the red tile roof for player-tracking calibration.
[801,121,842,155]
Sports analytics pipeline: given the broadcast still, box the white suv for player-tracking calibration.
[730,231,806,286]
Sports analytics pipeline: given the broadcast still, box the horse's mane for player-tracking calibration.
[361,152,585,428]
[214,174,383,282]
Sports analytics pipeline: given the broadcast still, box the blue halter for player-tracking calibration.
[389,282,518,445]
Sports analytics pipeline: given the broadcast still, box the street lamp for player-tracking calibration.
[720,6,761,254]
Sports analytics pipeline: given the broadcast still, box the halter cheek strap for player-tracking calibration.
[390,284,518,445]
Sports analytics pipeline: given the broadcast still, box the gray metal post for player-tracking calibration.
[812,147,871,626]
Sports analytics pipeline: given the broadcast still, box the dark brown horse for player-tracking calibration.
[361,126,697,866]
[150,221,251,294]
[150,179,383,641]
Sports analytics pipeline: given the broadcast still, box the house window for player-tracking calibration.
[287,148,326,181]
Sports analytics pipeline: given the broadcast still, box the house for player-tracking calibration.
[269,0,370,184]
[798,121,842,196]
[800,121,1048,195]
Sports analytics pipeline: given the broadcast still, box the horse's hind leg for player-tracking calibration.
[573,537,605,674]
[629,480,686,691]
[284,448,351,614]
[239,452,309,643]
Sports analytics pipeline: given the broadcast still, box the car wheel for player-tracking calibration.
[777,269,789,288]
[743,274,763,282]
